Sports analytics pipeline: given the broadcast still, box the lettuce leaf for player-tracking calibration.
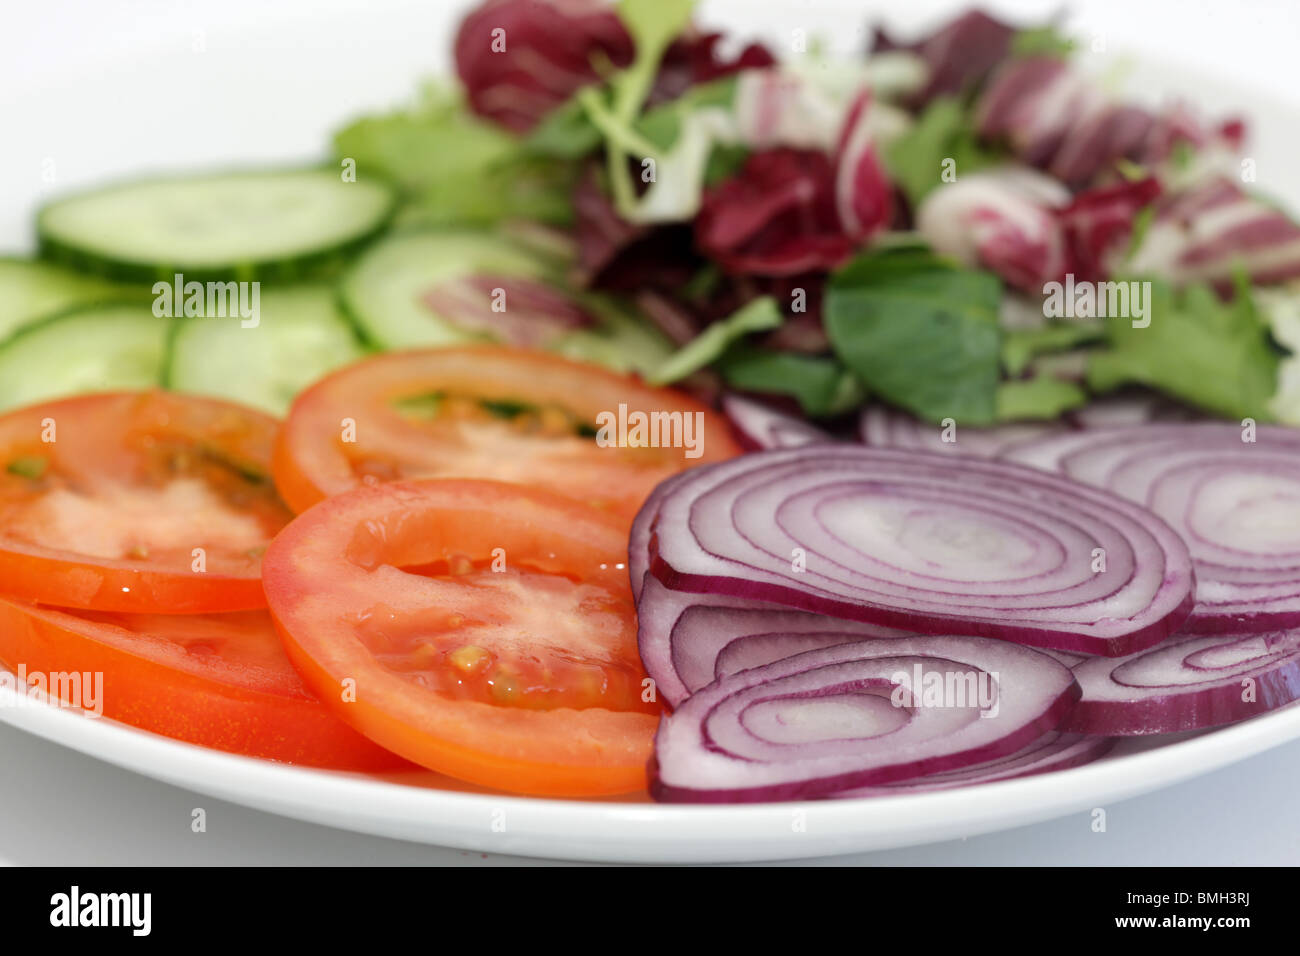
[825,248,1003,424]
[1087,276,1282,421]
[996,377,1087,420]
[334,87,576,226]
[717,346,867,417]
[882,97,1000,207]
[647,296,782,384]
[1002,322,1103,376]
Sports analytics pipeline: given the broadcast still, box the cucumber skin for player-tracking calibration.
[0,298,167,355]
[335,226,559,352]
[35,168,400,283]
[158,314,372,391]
[0,300,171,410]
[0,256,149,339]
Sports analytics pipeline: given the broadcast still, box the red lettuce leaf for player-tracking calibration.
[871,10,1019,108]
[696,148,857,276]
[454,0,634,133]
[455,1,774,133]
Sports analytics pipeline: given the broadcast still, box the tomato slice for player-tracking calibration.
[0,597,407,769]
[272,347,741,526]
[262,478,661,796]
[0,391,293,612]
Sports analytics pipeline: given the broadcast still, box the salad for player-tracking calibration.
[1,1,1299,803]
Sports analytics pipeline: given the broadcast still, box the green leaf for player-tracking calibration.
[599,0,699,216]
[548,294,675,376]
[334,87,577,226]
[1011,26,1076,58]
[1002,322,1104,377]
[525,97,604,159]
[717,346,866,417]
[996,377,1088,421]
[615,0,696,111]
[647,297,783,385]
[825,249,1004,424]
[882,97,1001,207]
[1086,276,1282,421]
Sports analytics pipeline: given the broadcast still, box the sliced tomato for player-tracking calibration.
[272,347,742,526]
[262,478,661,796]
[0,597,407,769]
[0,391,293,612]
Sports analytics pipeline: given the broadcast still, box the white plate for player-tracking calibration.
[2,682,1299,863]
[3,0,1300,863]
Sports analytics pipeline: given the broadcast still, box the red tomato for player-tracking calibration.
[0,597,407,770]
[262,478,661,796]
[271,347,742,526]
[0,391,293,612]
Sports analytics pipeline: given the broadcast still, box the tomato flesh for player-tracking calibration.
[0,391,292,612]
[262,478,661,796]
[0,597,407,770]
[272,347,742,527]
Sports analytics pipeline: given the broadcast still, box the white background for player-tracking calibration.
[2,0,1299,865]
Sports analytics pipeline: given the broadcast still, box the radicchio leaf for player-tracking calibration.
[454,0,633,133]
[422,275,596,346]
[695,148,857,276]
[649,31,776,106]
[915,167,1070,292]
[916,168,1160,291]
[1060,176,1162,281]
[1129,177,1300,289]
[977,56,1246,188]
[870,9,1020,108]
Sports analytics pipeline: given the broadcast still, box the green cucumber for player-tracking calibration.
[338,229,674,372]
[0,303,169,410]
[37,169,396,281]
[339,229,553,348]
[164,285,365,415]
[0,257,141,341]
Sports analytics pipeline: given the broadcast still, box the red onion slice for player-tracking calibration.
[723,395,833,451]
[1004,423,1300,630]
[651,635,1080,802]
[1063,628,1300,734]
[636,572,906,706]
[647,447,1194,656]
[836,732,1115,796]
[861,397,1199,460]
[629,469,691,602]
[860,405,1060,458]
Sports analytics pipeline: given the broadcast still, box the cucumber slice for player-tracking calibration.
[337,229,674,372]
[37,169,396,281]
[164,285,365,415]
[0,257,141,341]
[0,303,169,410]
[339,229,552,348]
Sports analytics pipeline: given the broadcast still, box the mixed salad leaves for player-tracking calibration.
[335,1,1300,429]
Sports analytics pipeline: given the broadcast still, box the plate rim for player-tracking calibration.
[3,668,1298,862]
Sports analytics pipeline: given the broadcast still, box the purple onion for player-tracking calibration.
[1004,423,1300,630]
[723,394,833,451]
[651,636,1080,802]
[836,732,1114,796]
[1063,629,1300,734]
[646,446,1195,656]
